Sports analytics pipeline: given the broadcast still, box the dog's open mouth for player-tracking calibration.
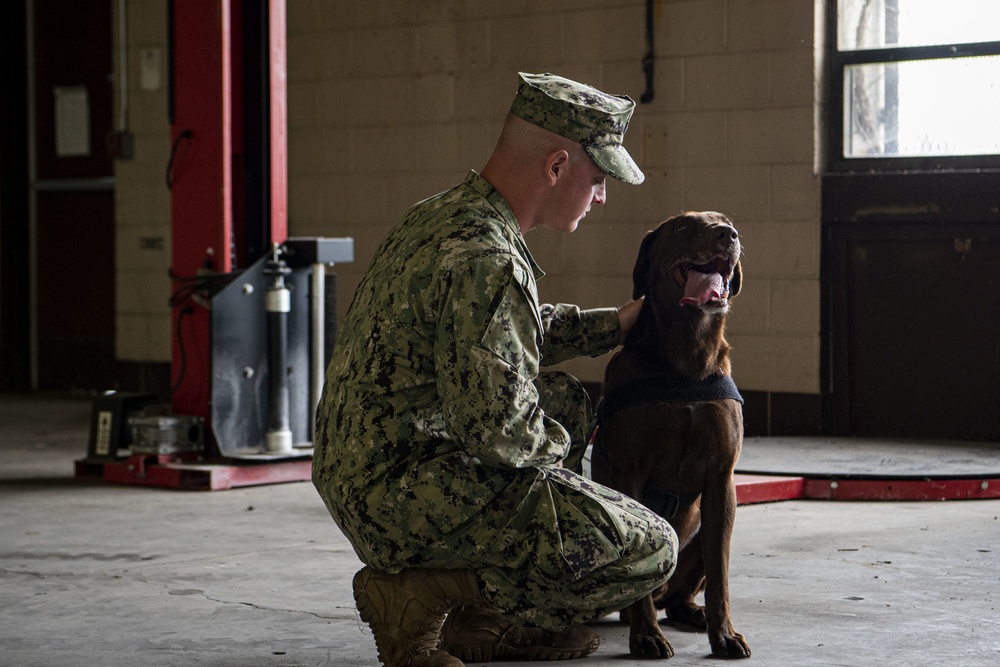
[674,256,734,307]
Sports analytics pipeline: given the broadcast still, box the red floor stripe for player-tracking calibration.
[802,476,1000,502]
[735,474,805,505]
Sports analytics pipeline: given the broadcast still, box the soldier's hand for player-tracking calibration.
[617,297,645,342]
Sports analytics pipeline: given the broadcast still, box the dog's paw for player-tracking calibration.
[630,628,675,659]
[665,602,707,630]
[709,630,751,659]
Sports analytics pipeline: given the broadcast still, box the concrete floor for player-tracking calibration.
[2,394,998,667]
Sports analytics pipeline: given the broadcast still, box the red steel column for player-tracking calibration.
[169,0,232,420]
[269,0,287,245]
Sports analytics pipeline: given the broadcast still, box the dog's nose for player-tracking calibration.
[715,225,738,241]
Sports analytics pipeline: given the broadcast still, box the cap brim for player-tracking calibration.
[587,144,645,185]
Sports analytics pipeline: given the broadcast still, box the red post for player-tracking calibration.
[169,0,233,420]
[168,0,287,436]
[269,0,287,245]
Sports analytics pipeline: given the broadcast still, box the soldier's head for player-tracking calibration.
[510,72,643,186]
[484,72,644,234]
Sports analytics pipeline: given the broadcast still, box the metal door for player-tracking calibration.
[30,0,115,391]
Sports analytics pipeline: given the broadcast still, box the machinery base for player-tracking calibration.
[74,453,312,491]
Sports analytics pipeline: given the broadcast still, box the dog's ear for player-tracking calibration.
[728,260,743,299]
[631,228,659,300]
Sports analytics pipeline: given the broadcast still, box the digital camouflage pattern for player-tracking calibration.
[511,72,645,185]
[313,170,676,629]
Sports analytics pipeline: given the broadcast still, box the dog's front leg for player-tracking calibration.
[627,593,674,659]
[701,470,751,659]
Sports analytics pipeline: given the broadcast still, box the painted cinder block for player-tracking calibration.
[769,279,820,336]
[769,48,815,107]
[644,111,728,168]
[728,333,820,394]
[287,82,318,132]
[455,70,520,120]
[418,21,491,72]
[316,174,391,227]
[287,176,323,226]
[286,33,324,82]
[456,121,503,170]
[726,276,770,335]
[685,52,771,111]
[561,221,652,280]
[771,163,819,221]
[147,313,172,362]
[383,74,457,126]
[352,26,420,76]
[563,6,647,63]
[728,107,814,165]
[683,165,770,220]
[127,90,169,134]
[733,220,819,279]
[659,0,728,56]
[488,14,566,70]
[126,0,167,45]
[728,0,815,52]
[601,169,684,222]
[315,77,386,128]
[314,2,380,32]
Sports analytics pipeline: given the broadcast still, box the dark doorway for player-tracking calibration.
[31,0,116,391]
[824,172,1000,441]
[0,2,31,391]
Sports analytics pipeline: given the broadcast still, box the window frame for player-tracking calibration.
[825,1,1000,173]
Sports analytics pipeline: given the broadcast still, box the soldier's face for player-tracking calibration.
[544,156,607,233]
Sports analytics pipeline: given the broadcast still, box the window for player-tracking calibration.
[828,0,1000,170]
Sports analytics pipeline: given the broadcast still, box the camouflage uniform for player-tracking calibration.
[314,73,676,631]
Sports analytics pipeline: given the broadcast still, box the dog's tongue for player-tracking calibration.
[680,271,724,306]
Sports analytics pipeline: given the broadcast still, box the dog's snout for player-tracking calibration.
[715,225,738,242]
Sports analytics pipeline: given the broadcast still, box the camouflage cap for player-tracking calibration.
[510,72,644,185]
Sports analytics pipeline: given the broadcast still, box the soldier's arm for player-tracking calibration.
[538,303,621,366]
[435,258,568,469]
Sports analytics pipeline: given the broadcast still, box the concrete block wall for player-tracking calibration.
[114,0,172,363]
[113,0,822,408]
[286,0,821,395]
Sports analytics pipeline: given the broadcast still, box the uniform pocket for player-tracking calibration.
[494,467,627,581]
[479,266,542,377]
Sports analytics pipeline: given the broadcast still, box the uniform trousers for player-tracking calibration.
[411,371,677,630]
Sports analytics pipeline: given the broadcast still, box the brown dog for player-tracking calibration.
[591,211,750,659]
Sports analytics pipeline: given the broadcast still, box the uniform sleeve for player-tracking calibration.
[538,303,621,366]
[435,258,570,469]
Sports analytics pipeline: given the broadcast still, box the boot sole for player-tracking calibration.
[450,636,600,662]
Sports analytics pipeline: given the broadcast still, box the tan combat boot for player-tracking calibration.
[352,566,483,667]
[440,604,600,662]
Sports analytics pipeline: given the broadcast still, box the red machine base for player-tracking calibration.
[74,454,312,491]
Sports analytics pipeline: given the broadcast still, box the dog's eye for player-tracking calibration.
[676,223,689,233]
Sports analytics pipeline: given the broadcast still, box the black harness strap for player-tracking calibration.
[642,487,702,521]
[590,373,743,520]
[598,373,743,423]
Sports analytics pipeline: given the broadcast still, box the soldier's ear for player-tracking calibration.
[545,149,571,186]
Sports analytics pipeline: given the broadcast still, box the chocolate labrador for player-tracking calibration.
[591,211,750,659]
